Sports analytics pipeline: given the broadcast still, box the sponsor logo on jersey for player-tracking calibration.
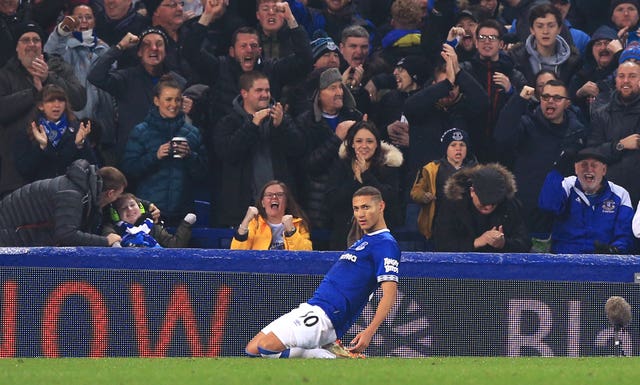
[384,258,399,273]
[602,200,616,214]
[355,241,368,251]
[339,253,358,262]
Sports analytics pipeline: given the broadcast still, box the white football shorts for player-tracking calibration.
[261,303,337,349]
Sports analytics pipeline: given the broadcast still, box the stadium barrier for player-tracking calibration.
[0,247,639,358]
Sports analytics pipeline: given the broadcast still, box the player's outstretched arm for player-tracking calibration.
[349,281,397,353]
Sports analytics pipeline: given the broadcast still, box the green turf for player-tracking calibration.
[1,357,640,385]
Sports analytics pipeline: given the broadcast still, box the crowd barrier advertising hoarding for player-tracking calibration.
[0,247,638,357]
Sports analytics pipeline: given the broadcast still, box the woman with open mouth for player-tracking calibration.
[231,180,312,250]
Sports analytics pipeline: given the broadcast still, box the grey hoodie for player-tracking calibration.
[525,34,572,76]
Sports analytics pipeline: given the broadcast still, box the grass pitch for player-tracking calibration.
[1,357,640,385]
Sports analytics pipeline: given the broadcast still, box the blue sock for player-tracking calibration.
[258,346,290,358]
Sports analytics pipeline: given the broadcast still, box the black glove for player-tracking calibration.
[553,148,577,176]
[594,240,620,255]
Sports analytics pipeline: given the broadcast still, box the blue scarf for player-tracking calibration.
[116,218,162,248]
[72,29,98,48]
[38,114,69,148]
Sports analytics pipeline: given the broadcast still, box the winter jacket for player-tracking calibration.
[87,46,186,160]
[460,52,528,162]
[326,141,403,250]
[121,107,207,220]
[588,92,640,205]
[411,156,478,239]
[0,159,109,246]
[433,163,532,252]
[14,115,98,183]
[508,35,582,85]
[231,215,312,250]
[296,90,362,229]
[403,70,488,178]
[44,28,116,146]
[0,55,86,195]
[213,95,305,227]
[539,169,634,254]
[494,93,588,224]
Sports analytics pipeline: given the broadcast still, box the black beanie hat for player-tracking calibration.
[610,0,640,16]
[440,128,471,153]
[12,21,45,47]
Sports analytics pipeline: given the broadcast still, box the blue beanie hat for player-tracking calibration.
[620,42,640,64]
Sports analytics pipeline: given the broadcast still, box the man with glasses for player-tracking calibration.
[494,79,587,234]
[145,0,193,78]
[459,19,527,163]
[0,21,86,196]
[588,46,640,207]
[94,0,149,68]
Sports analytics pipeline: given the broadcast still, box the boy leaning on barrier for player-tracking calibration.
[103,193,196,248]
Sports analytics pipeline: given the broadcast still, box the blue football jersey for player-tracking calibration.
[307,229,400,338]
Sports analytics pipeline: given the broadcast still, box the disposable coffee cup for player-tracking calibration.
[170,137,188,158]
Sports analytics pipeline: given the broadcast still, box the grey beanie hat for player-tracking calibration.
[319,67,343,90]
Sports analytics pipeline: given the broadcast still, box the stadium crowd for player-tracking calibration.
[2,0,640,253]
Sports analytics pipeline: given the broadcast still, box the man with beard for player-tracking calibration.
[569,26,618,117]
[494,80,587,233]
[403,43,488,185]
[589,50,640,208]
[0,21,86,196]
[459,19,528,163]
[88,27,186,162]
[538,147,634,254]
[213,71,304,227]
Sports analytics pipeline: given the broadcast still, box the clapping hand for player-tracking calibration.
[75,120,91,148]
[30,121,48,150]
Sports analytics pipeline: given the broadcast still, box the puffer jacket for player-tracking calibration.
[433,163,532,252]
[325,141,403,250]
[231,216,312,250]
[0,159,108,246]
[120,107,207,219]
